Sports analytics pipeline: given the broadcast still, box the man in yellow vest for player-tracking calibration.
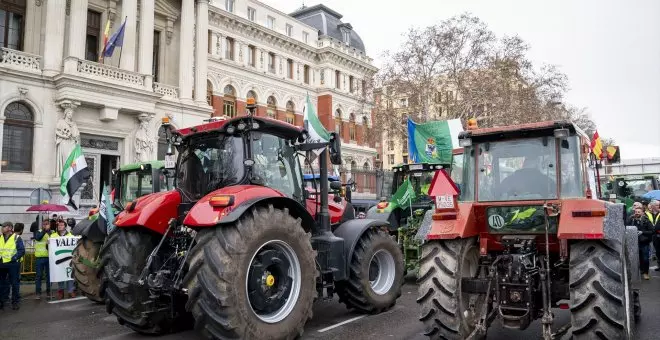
[34,218,53,300]
[646,200,660,271]
[52,219,75,299]
[0,221,25,310]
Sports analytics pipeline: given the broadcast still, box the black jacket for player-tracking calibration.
[628,215,654,244]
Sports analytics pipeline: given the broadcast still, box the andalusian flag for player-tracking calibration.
[303,93,330,155]
[591,130,603,160]
[407,118,463,164]
[60,144,91,209]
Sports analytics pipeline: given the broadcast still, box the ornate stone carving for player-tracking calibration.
[320,69,325,84]
[35,0,42,6]
[81,138,119,150]
[55,100,81,177]
[65,0,71,15]
[0,48,41,71]
[18,87,28,99]
[135,114,156,163]
[166,19,174,45]
[154,82,179,99]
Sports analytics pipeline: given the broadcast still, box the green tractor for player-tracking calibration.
[367,152,463,274]
[71,160,173,303]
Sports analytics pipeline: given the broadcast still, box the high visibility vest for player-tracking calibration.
[0,234,17,264]
[647,212,660,227]
[51,231,73,239]
[34,231,51,258]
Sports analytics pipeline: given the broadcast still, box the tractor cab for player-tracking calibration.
[113,161,173,210]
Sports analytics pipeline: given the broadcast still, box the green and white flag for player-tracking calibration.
[98,185,116,234]
[60,143,91,209]
[303,93,331,155]
[378,178,416,212]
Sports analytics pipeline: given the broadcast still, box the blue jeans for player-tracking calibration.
[640,243,650,274]
[0,262,21,306]
[58,280,74,293]
[35,257,50,295]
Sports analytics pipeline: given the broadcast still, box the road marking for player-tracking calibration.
[47,296,88,304]
[317,315,367,333]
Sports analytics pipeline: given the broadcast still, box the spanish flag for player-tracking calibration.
[99,19,111,62]
[591,130,603,160]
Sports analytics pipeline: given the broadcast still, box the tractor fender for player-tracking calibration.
[625,225,641,287]
[218,196,316,233]
[366,206,398,232]
[333,218,391,270]
[72,218,107,243]
[114,190,181,234]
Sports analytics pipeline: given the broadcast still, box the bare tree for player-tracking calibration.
[375,13,574,141]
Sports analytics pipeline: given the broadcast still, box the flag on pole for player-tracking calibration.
[60,144,91,209]
[407,118,463,164]
[98,185,116,235]
[591,130,603,160]
[378,178,416,212]
[302,93,331,155]
[99,19,111,62]
[102,17,126,58]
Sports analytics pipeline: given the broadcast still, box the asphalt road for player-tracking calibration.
[3,272,660,340]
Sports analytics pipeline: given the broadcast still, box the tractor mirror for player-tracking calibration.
[329,132,342,165]
[330,181,342,191]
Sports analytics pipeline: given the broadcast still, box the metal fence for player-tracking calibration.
[303,165,392,198]
[20,242,36,276]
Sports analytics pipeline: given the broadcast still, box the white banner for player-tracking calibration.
[48,236,81,282]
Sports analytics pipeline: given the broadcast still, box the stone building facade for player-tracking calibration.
[0,0,378,225]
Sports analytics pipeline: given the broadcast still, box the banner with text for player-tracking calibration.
[48,236,81,282]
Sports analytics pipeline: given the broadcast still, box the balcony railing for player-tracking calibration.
[154,82,179,99]
[76,59,145,89]
[0,48,41,73]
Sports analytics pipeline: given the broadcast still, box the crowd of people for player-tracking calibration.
[0,214,78,311]
[627,200,660,280]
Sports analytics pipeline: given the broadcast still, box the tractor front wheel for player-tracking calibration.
[569,240,634,339]
[71,237,104,303]
[417,237,486,340]
[336,228,404,313]
[183,205,317,340]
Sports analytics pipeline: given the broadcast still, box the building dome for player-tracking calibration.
[290,4,366,53]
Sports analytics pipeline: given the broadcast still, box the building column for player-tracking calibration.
[138,0,155,89]
[63,0,88,73]
[119,0,137,71]
[179,0,195,102]
[42,0,67,76]
[194,0,209,104]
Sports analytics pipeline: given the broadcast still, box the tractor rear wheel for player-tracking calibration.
[417,237,486,340]
[336,228,404,313]
[71,237,103,303]
[100,229,187,334]
[183,205,317,340]
[569,240,634,339]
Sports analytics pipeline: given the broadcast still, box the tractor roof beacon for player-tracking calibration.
[98,99,405,339]
[415,120,640,340]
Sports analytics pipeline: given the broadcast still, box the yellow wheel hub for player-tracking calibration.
[265,274,275,287]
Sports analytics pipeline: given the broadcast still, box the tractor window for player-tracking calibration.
[252,133,303,200]
[450,153,464,190]
[559,136,583,198]
[121,170,154,204]
[459,147,475,201]
[177,134,244,200]
[477,137,557,201]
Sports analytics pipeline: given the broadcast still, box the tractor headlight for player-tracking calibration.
[237,122,247,130]
[226,125,236,134]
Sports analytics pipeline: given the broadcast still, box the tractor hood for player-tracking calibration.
[114,190,181,234]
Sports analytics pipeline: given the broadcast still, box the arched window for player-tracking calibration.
[206,80,213,106]
[349,112,356,141]
[247,90,257,103]
[223,85,236,117]
[334,108,342,135]
[1,102,34,172]
[266,96,277,117]
[285,100,295,125]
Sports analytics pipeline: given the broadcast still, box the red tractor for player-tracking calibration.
[415,120,640,340]
[98,100,405,339]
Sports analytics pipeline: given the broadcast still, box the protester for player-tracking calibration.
[629,207,653,279]
[646,200,660,271]
[51,219,75,299]
[29,216,40,239]
[34,219,53,300]
[0,221,25,310]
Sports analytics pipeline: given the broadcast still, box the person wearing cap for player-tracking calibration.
[0,221,25,310]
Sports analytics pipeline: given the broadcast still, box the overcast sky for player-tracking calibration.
[261,0,660,159]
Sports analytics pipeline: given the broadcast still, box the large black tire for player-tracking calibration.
[336,228,404,313]
[417,237,484,340]
[100,229,186,334]
[569,240,633,339]
[183,205,317,340]
[71,237,104,303]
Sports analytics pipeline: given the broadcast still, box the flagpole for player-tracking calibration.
[117,16,127,68]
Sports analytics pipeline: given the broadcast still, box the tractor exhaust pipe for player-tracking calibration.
[318,147,331,234]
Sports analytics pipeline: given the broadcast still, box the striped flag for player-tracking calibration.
[60,144,91,209]
[302,93,330,155]
[99,19,111,62]
[102,17,126,58]
[407,118,463,164]
[591,130,603,160]
[98,185,116,234]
